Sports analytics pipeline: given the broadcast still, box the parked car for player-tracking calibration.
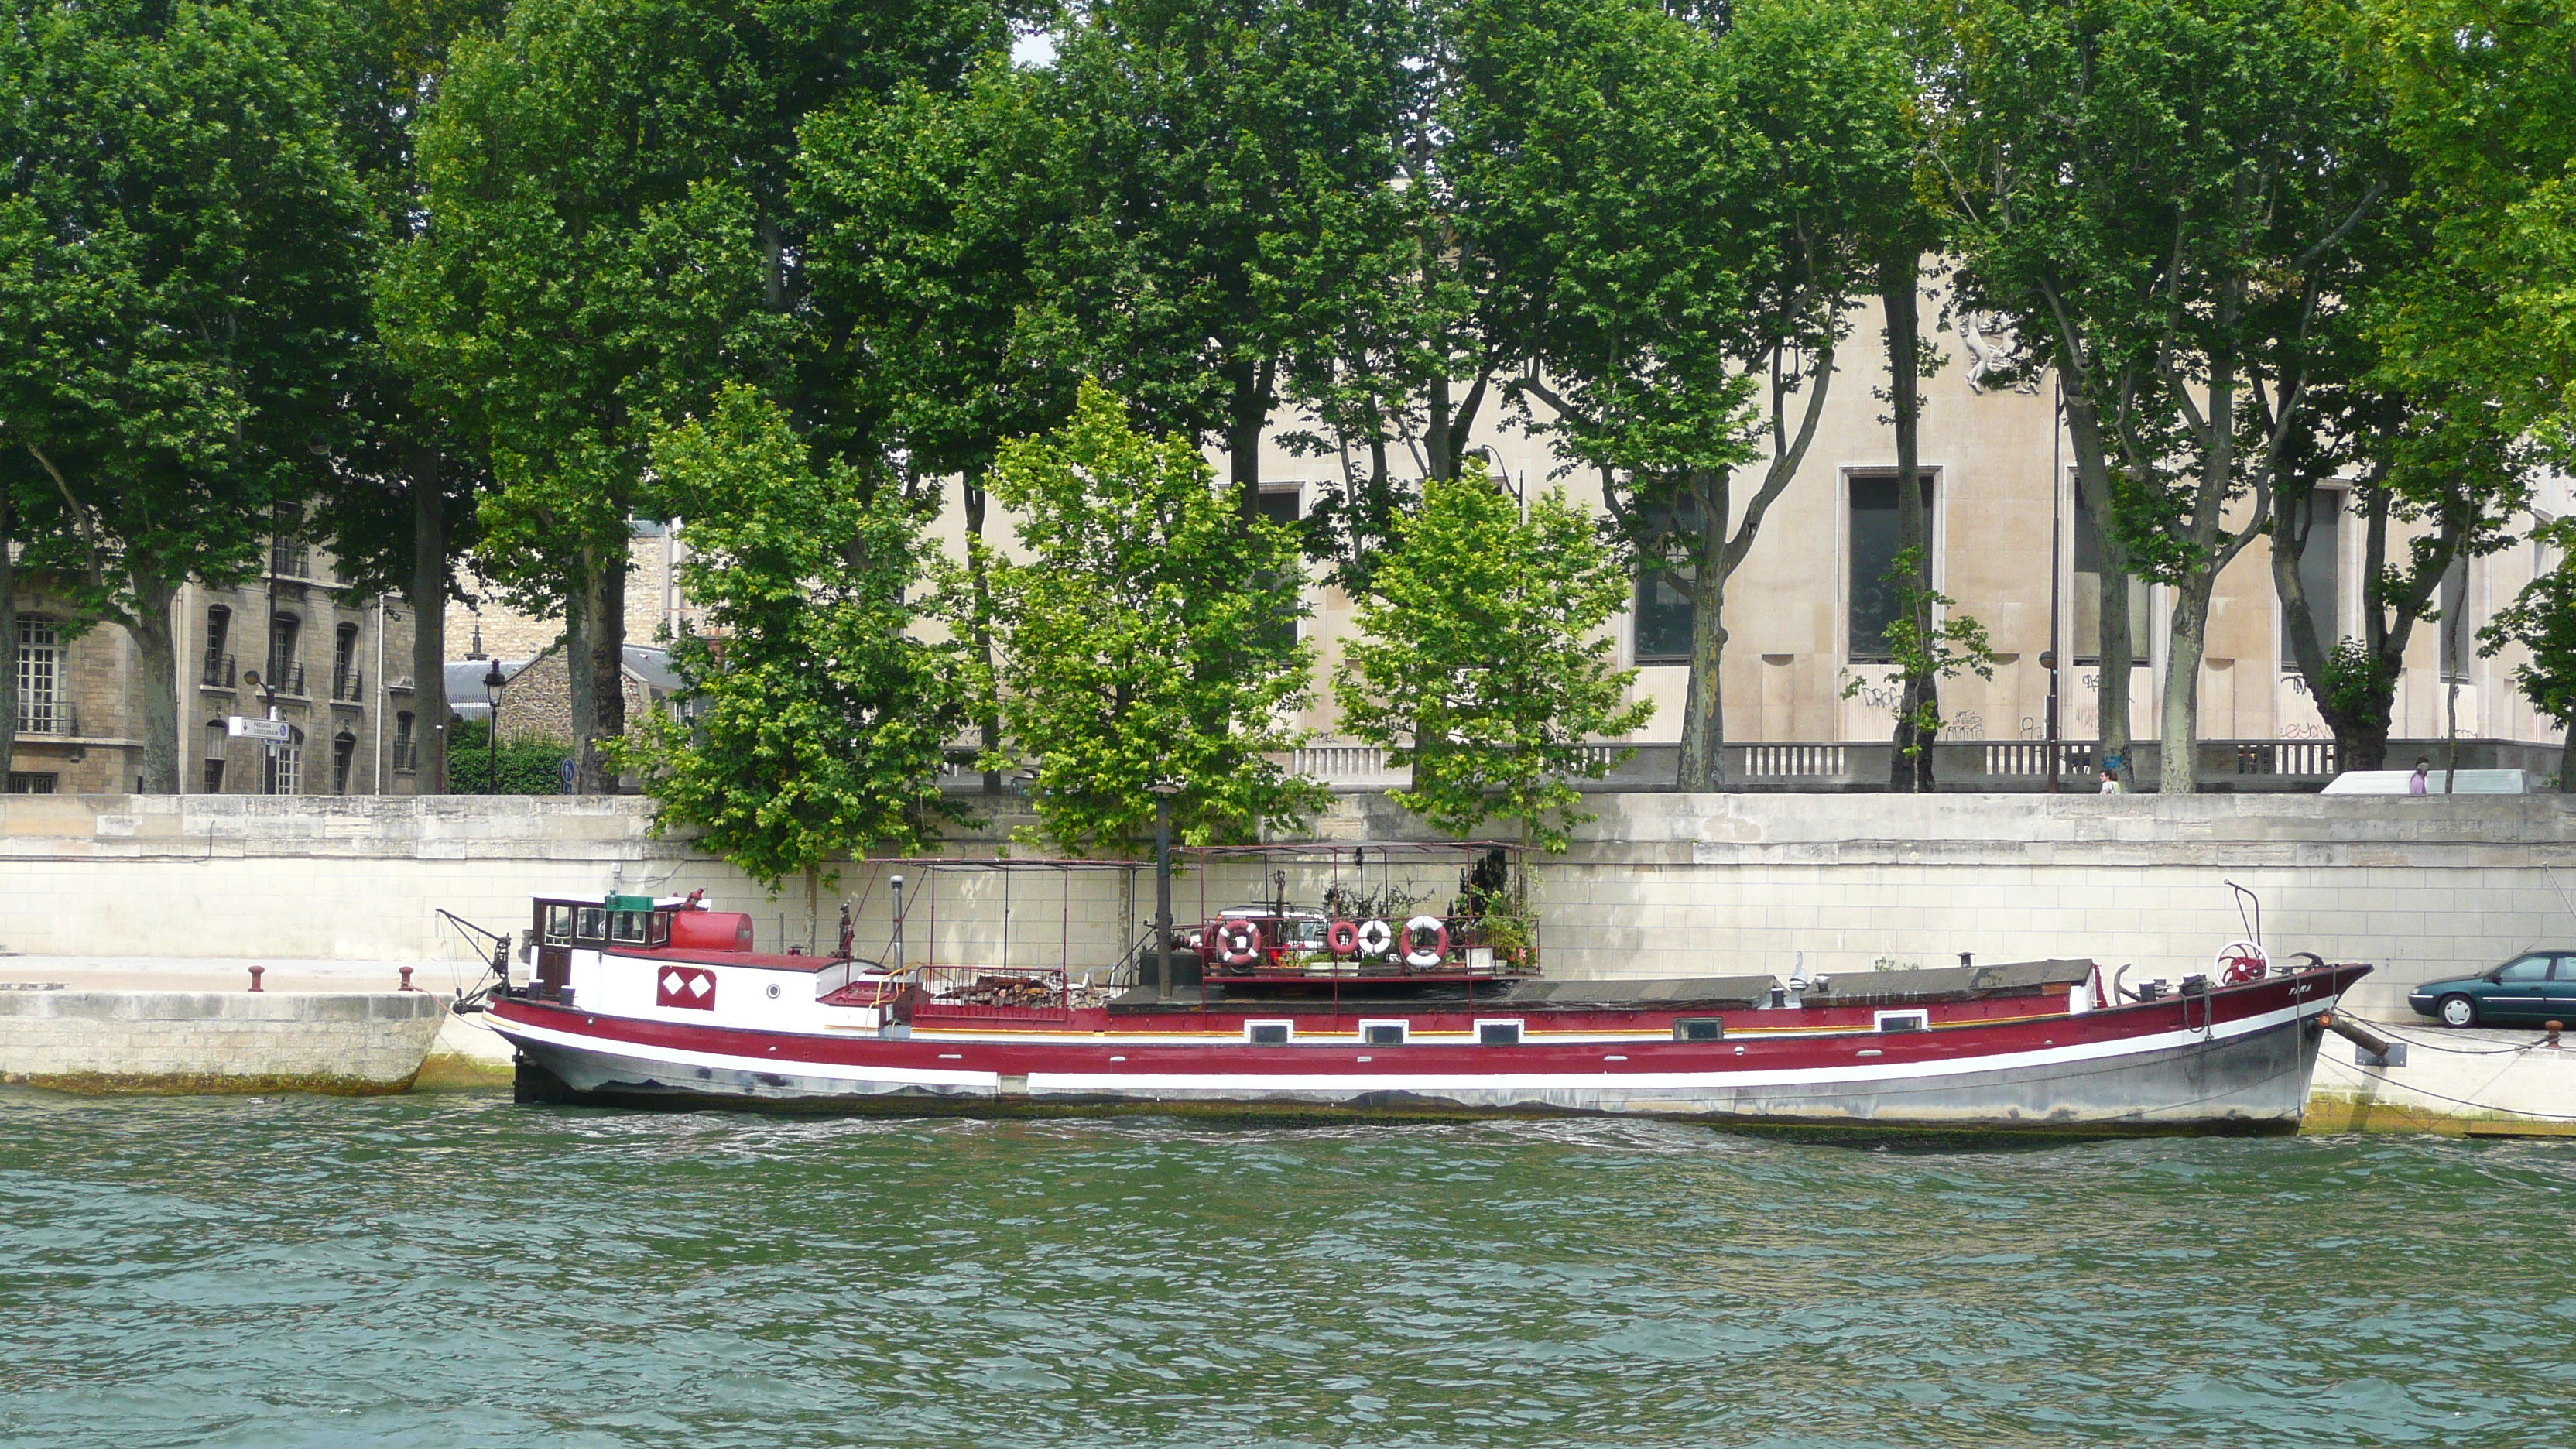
[2407,951,2576,1027]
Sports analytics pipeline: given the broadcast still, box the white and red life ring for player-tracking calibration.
[1215,920,1262,968]
[1355,919,1395,958]
[1402,916,1449,970]
[1326,919,1360,956]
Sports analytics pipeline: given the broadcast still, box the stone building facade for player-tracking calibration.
[9,520,419,796]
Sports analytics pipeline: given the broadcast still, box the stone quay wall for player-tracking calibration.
[9,792,2576,1017]
[0,989,451,1093]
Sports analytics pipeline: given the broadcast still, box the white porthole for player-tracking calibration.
[1359,1020,1410,1046]
[1475,1019,1525,1046]
[766,981,782,1000]
[1874,1009,1928,1033]
[1245,1020,1294,1045]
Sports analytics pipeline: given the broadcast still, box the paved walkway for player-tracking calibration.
[0,955,497,996]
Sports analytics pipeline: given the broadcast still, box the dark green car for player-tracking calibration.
[2407,951,2576,1028]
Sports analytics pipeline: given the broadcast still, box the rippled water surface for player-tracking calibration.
[3,1093,2572,1448]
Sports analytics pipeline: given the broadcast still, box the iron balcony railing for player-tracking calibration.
[331,666,365,703]
[15,703,78,737]
[201,653,236,688]
[259,660,307,697]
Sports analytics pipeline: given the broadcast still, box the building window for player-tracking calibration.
[5,772,59,795]
[393,711,417,772]
[1253,485,1303,650]
[1848,472,1935,663]
[332,731,358,793]
[203,721,228,793]
[1633,574,1694,665]
[15,618,60,735]
[202,605,234,687]
[1630,495,1701,665]
[265,614,300,695]
[2072,485,2152,665]
[266,728,303,796]
[2279,488,2344,663]
[2439,559,2472,684]
[269,503,308,577]
[333,623,361,701]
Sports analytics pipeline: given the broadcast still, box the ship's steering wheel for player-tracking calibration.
[2214,940,2269,986]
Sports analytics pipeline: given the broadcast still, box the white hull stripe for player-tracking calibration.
[495,995,2324,1098]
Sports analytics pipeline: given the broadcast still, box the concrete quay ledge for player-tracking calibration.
[2306,1023,2576,1137]
[0,986,450,1095]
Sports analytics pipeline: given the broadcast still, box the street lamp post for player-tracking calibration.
[1148,781,1182,996]
[482,659,506,792]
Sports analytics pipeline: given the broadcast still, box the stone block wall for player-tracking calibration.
[0,988,450,1091]
[8,793,2576,1017]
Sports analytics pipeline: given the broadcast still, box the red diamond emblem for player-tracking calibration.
[656,965,717,1010]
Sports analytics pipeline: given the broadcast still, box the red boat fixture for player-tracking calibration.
[469,848,2370,1136]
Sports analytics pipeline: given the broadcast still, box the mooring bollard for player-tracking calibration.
[2547,1020,2564,1050]
[399,966,416,992]
[248,964,264,992]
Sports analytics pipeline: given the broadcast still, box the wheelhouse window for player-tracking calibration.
[543,905,576,945]
[610,910,653,944]
[575,907,608,944]
[1848,472,1936,663]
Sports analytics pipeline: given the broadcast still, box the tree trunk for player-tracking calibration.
[2160,575,2216,795]
[2559,726,2574,793]
[2062,392,2133,785]
[1882,254,1933,793]
[124,574,183,793]
[406,443,450,794]
[1226,358,1269,522]
[1425,372,1453,485]
[567,547,627,795]
[0,486,15,785]
[1675,469,1732,791]
[964,481,1002,793]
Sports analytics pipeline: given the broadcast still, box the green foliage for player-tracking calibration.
[0,0,374,786]
[1335,468,1651,850]
[979,381,1327,853]
[445,718,570,794]
[2481,519,2576,730]
[1840,546,2000,759]
[613,386,966,889]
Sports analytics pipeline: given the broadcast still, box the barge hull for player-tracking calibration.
[495,989,2337,1135]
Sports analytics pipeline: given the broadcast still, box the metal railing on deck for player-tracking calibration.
[909,964,1072,1023]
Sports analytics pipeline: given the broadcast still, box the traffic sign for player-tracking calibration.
[228,716,293,743]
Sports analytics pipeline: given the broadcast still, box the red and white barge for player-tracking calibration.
[476,885,2370,1136]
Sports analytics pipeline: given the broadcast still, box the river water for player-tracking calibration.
[2,1093,2570,1449]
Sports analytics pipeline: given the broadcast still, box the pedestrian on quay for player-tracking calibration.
[2099,766,2121,794]
[2410,757,2431,795]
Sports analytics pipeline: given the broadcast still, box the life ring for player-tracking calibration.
[1402,915,1449,970]
[1215,920,1261,968]
[2215,939,2269,986]
[1325,920,1360,957]
[1355,919,1395,958]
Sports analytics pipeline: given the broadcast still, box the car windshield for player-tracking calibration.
[2497,956,2549,982]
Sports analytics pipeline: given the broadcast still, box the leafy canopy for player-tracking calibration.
[980,381,1327,852]
[617,385,967,889]
[1334,469,1652,851]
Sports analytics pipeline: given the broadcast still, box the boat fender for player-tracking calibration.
[1214,920,1262,968]
[1402,916,1449,969]
[1355,919,1396,958]
[1326,920,1361,957]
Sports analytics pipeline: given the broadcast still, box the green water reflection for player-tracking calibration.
[2,1092,2570,1447]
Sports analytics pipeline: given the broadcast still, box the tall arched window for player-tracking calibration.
[203,606,234,686]
[333,622,361,701]
[266,727,304,796]
[202,720,229,793]
[331,731,358,793]
[265,613,300,696]
[14,619,60,735]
